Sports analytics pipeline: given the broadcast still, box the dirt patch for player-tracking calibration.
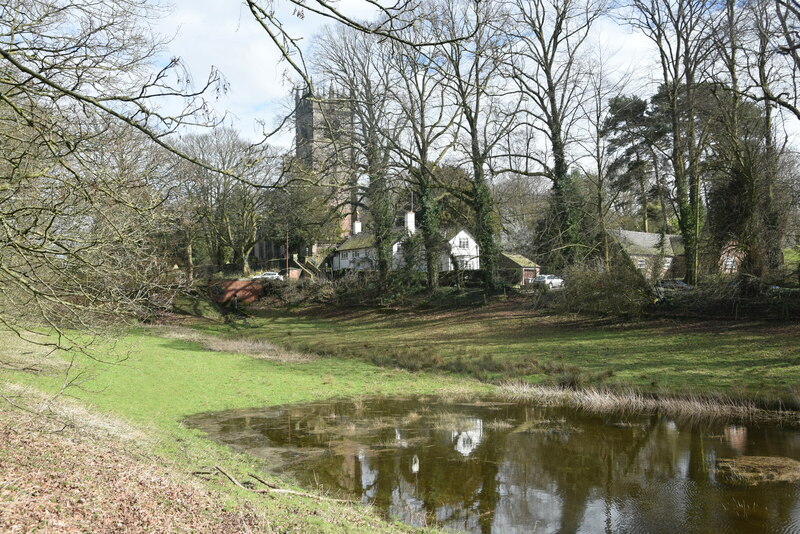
[0,409,270,534]
[0,331,69,375]
[716,456,800,485]
[154,326,315,363]
[0,384,148,443]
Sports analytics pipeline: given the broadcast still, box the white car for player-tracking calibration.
[252,271,283,281]
[533,274,564,288]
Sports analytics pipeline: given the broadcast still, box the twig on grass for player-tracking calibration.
[214,465,250,490]
[212,465,351,503]
[248,472,280,489]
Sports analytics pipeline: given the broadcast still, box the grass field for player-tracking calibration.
[0,328,475,533]
[207,299,800,403]
[2,295,799,531]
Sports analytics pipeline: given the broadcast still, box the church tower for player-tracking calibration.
[294,88,359,238]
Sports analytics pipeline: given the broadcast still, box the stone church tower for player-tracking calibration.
[249,89,360,272]
[294,88,359,238]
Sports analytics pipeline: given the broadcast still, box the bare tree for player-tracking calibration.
[506,0,606,269]
[435,0,520,288]
[575,55,629,267]
[770,0,800,119]
[313,26,402,293]
[176,128,282,275]
[386,12,460,290]
[244,0,476,93]
[702,0,790,275]
[0,0,227,348]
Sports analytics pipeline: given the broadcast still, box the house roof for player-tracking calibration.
[499,252,539,268]
[443,228,475,242]
[608,229,684,257]
[336,230,407,252]
[338,227,475,252]
[336,233,376,251]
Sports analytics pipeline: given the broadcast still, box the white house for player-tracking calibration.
[439,229,480,271]
[331,212,480,273]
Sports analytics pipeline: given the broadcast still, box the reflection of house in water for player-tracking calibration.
[452,418,484,457]
[358,448,378,502]
[491,474,564,534]
[389,478,427,527]
[724,425,747,454]
[187,399,800,534]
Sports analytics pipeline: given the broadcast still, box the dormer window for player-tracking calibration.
[458,238,469,249]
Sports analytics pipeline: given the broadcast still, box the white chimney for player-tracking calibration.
[405,211,416,234]
[353,220,362,235]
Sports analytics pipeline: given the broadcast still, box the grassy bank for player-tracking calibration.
[203,299,800,405]
[3,295,799,531]
[1,329,481,533]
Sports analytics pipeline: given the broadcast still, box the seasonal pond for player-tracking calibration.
[185,397,800,533]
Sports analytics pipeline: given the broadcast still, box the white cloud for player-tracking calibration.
[153,0,378,145]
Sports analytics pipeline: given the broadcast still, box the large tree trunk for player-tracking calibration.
[418,185,440,291]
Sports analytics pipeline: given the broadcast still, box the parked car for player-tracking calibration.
[252,271,283,281]
[533,274,564,288]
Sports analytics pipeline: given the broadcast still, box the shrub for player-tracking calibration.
[553,261,655,316]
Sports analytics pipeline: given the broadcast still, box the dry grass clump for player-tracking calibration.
[498,381,794,423]
[204,337,314,363]
[716,456,800,485]
[431,411,479,431]
[402,411,422,424]
[0,383,148,443]
[435,385,480,403]
[0,331,70,375]
[155,326,314,363]
[484,419,514,430]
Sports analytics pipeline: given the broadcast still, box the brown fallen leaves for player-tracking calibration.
[0,413,271,533]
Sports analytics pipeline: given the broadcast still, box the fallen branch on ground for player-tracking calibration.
[212,465,351,503]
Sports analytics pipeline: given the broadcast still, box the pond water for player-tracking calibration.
[185,397,800,533]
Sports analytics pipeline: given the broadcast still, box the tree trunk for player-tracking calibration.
[186,239,194,283]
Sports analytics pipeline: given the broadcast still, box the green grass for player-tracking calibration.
[1,328,473,533]
[3,296,799,530]
[214,301,800,400]
[786,247,800,272]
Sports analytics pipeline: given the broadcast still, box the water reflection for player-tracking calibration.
[185,398,800,533]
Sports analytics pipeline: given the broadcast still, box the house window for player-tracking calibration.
[637,258,646,270]
[353,250,361,258]
[341,252,348,259]
[458,238,469,249]
[724,258,736,270]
